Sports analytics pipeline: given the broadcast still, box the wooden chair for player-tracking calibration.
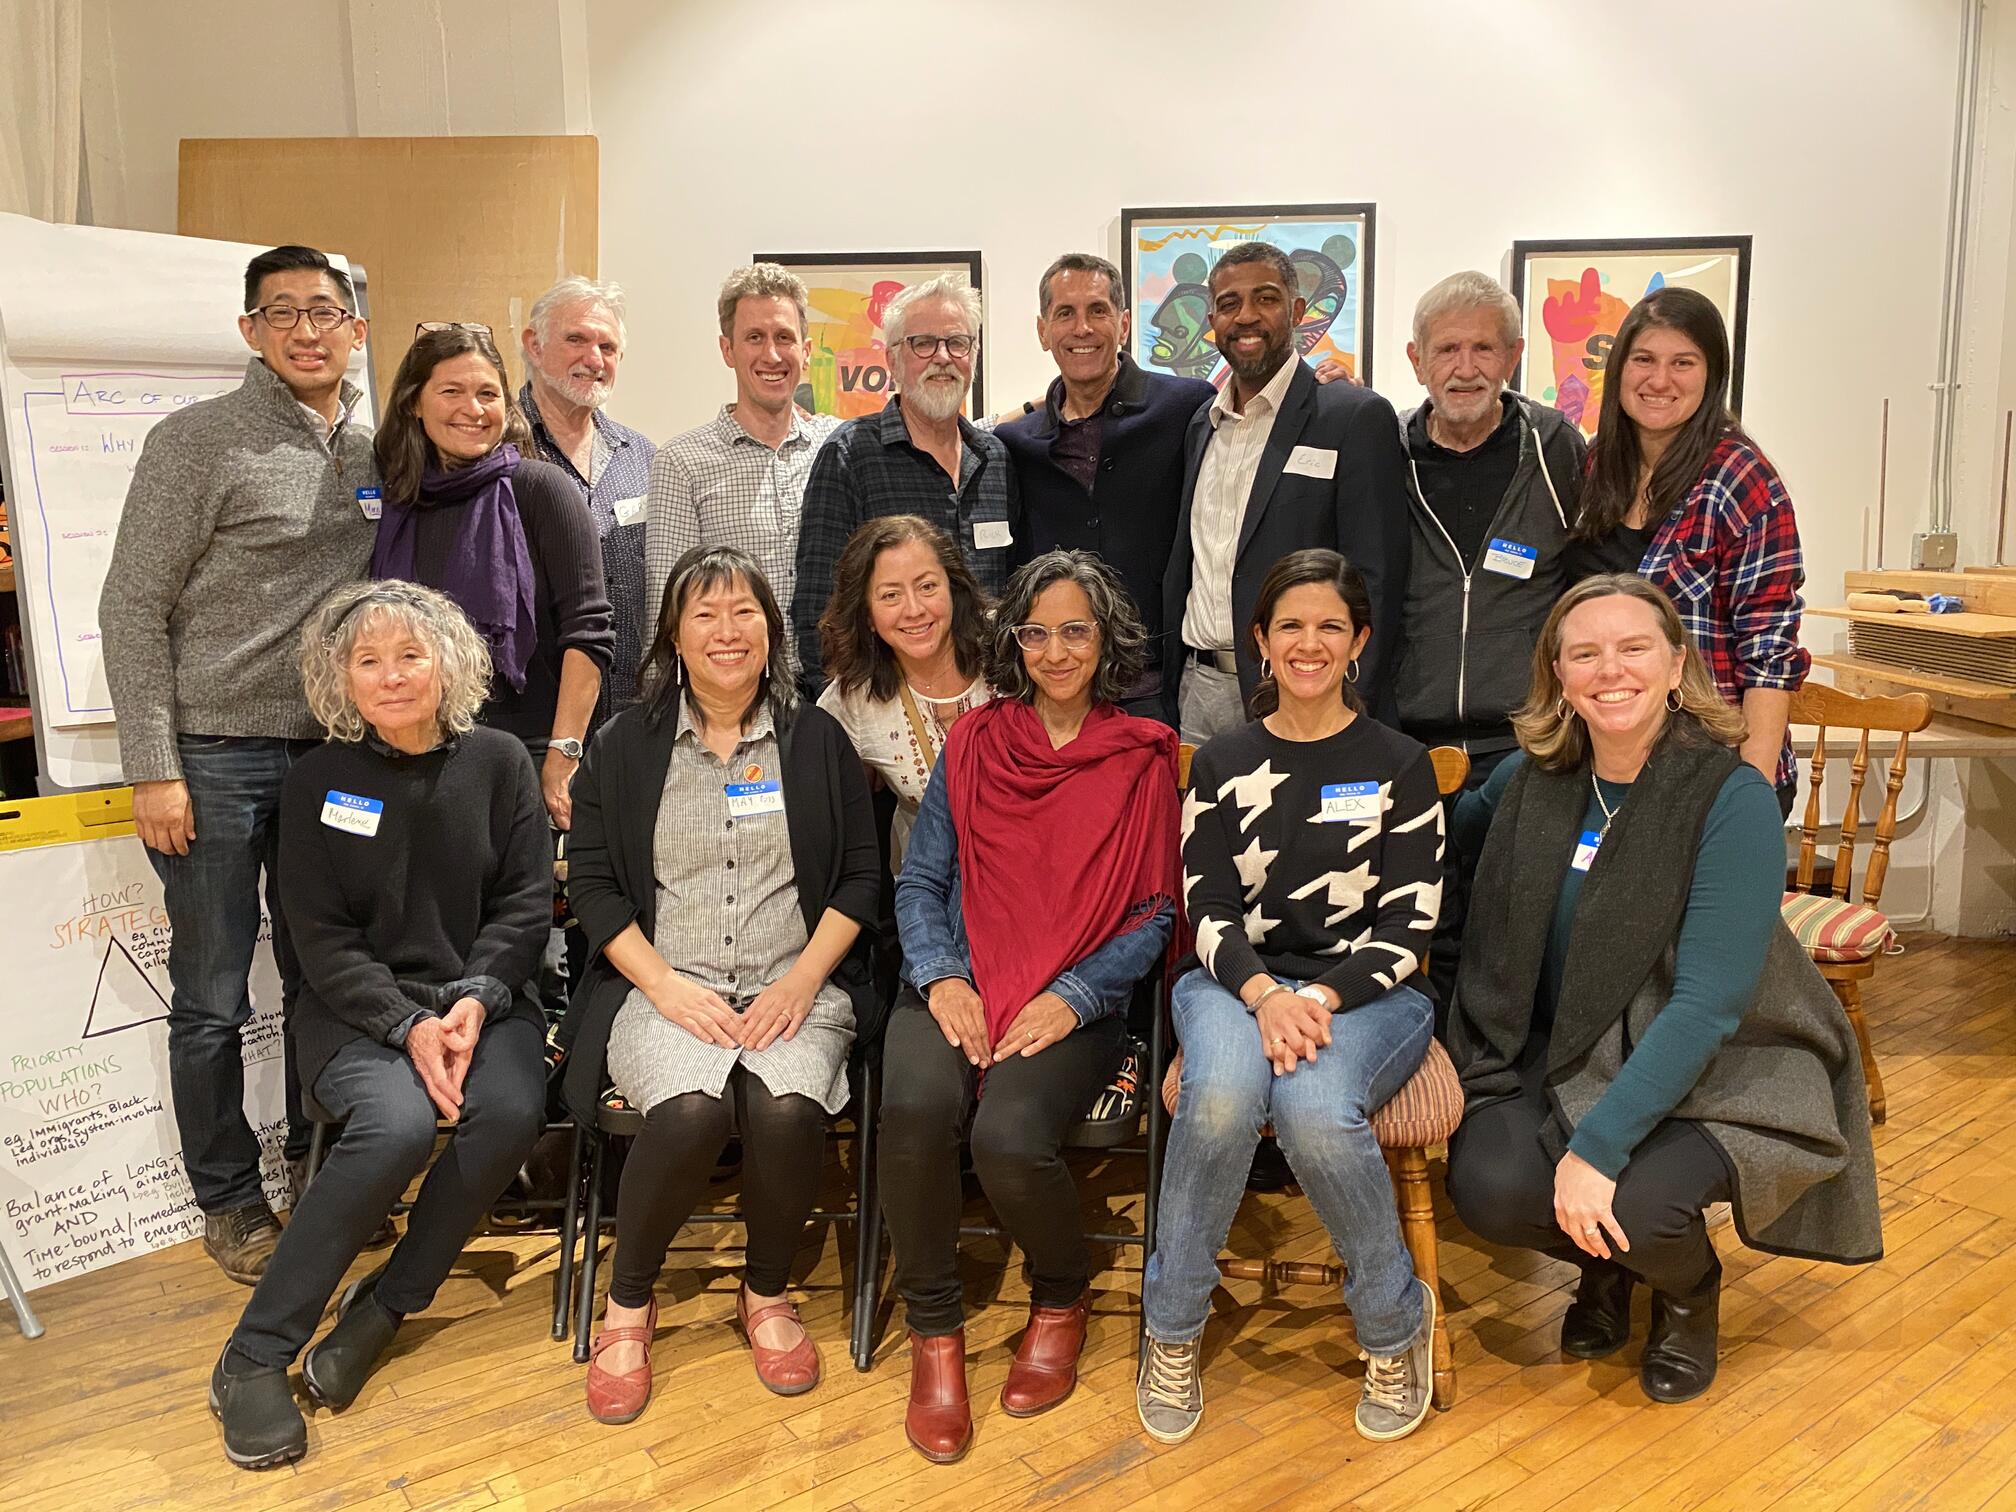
[1158,743,1469,1410]
[1783,682,1932,1125]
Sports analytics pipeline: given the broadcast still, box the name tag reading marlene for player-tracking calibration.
[724,779,785,817]
[1483,538,1537,579]
[355,486,383,521]
[1571,829,1602,872]
[973,519,1013,551]
[321,790,384,837]
[1318,781,1380,823]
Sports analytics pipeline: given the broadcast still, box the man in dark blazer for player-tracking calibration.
[999,252,1216,718]
[1160,242,1411,739]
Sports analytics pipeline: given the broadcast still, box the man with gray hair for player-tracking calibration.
[790,272,1017,689]
[646,263,841,623]
[519,276,655,723]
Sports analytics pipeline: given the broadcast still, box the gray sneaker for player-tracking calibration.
[1356,1277,1436,1442]
[1136,1335,1204,1444]
[203,1203,282,1286]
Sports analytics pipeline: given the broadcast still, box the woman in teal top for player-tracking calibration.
[1446,574,1882,1407]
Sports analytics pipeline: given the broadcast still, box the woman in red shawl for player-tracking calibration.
[883,550,1177,1464]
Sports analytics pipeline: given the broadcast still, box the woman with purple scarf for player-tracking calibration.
[370,324,615,828]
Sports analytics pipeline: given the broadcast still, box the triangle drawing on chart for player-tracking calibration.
[81,932,171,1039]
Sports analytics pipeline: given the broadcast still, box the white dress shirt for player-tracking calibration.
[1181,353,1301,651]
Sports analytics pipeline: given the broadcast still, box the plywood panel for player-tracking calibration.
[177,136,597,410]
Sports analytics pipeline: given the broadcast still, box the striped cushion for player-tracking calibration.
[1160,1035,1463,1148]
[1781,891,1894,964]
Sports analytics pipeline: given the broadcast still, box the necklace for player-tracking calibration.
[1591,770,1622,842]
[907,680,972,706]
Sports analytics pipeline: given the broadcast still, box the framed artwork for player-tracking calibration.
[1510,236,1752,438]
[1120,203,1376,388]
[751,249,984,419]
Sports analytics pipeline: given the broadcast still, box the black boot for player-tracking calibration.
[1561,1260,1635,1359]
[1641,1259,1721,1403]
[209,1350,307,1470]
[302,1269,401,1412]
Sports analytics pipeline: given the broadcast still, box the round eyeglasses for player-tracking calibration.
[900,333,976,360]
[1011,621,1097,652]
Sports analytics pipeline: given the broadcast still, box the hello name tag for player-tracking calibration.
[321,789,384,837]
[724,779,785,817]
[973,519,1013,551]
[1483,537,1538,579]
[612,495,646,528]
[1571,829,1602,872]
[1285,445,1338,479]
[1318,780,1380,822]
[355,486,383,521]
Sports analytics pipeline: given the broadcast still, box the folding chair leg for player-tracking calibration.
[552,1120,586,1341]
[572,1133,607,1364]
[0,1241,43,1340]
[1140,1004,1169,1368]
[304,1120,330,1185]
[852,1061,883,1372]
[1388,1145,1455,1410]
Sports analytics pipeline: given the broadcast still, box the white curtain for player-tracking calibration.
[0,0,84,223]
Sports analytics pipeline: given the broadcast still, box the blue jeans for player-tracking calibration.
[1143,970,1433,1354]
[148,734,315,1212]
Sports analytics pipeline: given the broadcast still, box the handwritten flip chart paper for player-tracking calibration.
[0,830,287,1290]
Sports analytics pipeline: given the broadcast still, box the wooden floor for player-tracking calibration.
[5,933,2015,1512]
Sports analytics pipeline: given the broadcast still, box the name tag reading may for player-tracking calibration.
[1318,781,1380,823]
[725,779,785,818]
[321,790,384,837]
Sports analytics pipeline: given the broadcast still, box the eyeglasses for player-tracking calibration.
[253,304,353,332]
[416,321,494,338]
[1011,620,1097,652]
[900,333,976,360]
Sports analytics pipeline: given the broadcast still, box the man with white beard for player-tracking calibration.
[790,272,1018,690]
[519,276,656,725]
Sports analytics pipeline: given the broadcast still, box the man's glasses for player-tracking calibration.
[253,304,353,332]
[900,333,976,360]
[417,321,494,338]
[1011,620,1097,652]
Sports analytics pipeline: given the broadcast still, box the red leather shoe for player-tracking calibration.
[585,1297,657,1425]
[904,1329,973,1463]
[736,1287,821,1396]
[1000,1294,1089,1416]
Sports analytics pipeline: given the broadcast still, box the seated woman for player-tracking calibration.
[209,581,552,1471]
[1445,573,1881,1405]
[884,549,1176,1464]
[1137,549,1441,1448]
[370,322,614,826]
[563,546,879,1423]
[815,514,994,867]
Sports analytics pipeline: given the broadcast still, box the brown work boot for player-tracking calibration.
[1000,1294,1089,1416]
[204,1202,282,1285]
[904,1329,972,1463]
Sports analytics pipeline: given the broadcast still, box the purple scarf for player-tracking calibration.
[370,442,537,692]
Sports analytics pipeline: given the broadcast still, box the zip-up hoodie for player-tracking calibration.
[1393,393,1585,753]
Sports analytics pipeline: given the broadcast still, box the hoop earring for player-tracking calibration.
[1556,696,1573,721]
[1346,658,1360,685]
[1666,688,1682,712]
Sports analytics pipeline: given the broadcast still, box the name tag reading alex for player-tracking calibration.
[724,779,785,818]
[1571,829,1602,872]
[321,790,384,837]
[1483,538,1537,579]
[973,519,1013,551]
[355,486,383,521]
[1318,781,1380,823]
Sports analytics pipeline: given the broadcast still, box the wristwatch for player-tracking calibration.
[549,737,585,761]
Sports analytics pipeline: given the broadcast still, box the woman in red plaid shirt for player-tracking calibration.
[1572,288,1808,812]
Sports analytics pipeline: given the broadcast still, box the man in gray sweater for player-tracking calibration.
[99,246,377,1285]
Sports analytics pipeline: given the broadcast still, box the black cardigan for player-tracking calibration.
[558,697,883,1120]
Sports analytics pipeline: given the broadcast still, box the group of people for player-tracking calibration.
[94,239,1879,1474]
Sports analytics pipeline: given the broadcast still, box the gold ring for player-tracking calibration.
[1270,1037,1287,1047]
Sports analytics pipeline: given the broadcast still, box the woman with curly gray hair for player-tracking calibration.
[881,550,1178,1463]
[209,579,553,1472]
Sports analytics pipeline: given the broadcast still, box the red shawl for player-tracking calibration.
[944,698,1178,1043]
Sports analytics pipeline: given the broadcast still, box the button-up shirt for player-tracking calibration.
[1182,353,1301,651]
[645,404,842,625]
[519,383,655,724]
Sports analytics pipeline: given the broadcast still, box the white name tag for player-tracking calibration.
[724,779,785,817]
[1571,828,1602,872]
[973,519,1013,551]
[1483,537,1538,579]
[1285,445,1338,479]
[612,495,646,528]
[1318,781,1380,822]
[355,486,383,521]
[321,789,384,837]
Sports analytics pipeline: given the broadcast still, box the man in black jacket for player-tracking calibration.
[998,254,1215,719]
[1161,242,1411,738]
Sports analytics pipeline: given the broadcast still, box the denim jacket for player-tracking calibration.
[895,753,1173,1025]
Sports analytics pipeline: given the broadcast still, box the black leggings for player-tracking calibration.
[1446,1081,1731,1297]
[608,1067,826,1307]
[877,989,1124,1336]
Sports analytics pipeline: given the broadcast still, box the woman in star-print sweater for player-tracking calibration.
[1137,549,1444,1450]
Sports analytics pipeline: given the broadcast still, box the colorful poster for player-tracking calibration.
[753,251,984,420]
[1510,237,1751,437]
[1121,204,1376,388]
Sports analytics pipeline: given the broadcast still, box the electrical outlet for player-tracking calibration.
[1913,531,1959,569]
